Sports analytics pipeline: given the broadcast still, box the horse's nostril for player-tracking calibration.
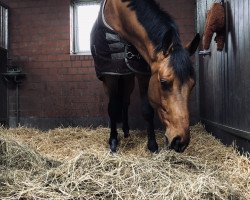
[170,136,184,152]
[170,136,180,150]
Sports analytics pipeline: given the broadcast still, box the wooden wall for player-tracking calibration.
[197,0,250,152]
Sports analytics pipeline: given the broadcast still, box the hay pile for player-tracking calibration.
[0,124,249,200]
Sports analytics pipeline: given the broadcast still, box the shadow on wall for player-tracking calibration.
[225,1,237,56]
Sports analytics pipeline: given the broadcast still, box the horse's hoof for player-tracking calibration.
[148,140,159,153]
[109,139,118,153]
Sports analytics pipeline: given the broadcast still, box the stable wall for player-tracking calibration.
[1,0,197,129]
[197,0,250,152]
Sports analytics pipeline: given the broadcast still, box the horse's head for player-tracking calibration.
[148,34,200,152]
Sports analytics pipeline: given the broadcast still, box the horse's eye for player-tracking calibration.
[160,80,173,91]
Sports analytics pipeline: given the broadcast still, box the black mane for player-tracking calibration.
[122,0,194,82]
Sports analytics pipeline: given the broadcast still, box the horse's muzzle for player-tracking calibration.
[170,136,189,153]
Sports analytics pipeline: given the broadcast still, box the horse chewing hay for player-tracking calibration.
[0,124,249,199]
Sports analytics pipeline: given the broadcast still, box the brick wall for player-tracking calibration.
[2,0,197,129]
[157,0,196,44]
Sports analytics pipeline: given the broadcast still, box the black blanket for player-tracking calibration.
[90,0,150,80]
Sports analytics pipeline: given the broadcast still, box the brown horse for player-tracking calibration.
[91,0,200,153]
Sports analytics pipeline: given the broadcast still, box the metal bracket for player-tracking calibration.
[199,50,211,56]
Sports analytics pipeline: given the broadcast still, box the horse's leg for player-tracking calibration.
[103,75,121,152]
[121,74,135,138]
[136,74,158,153]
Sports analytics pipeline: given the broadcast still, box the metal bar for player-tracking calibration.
[198,50,211,56]
[0,6,2,48]
[0,1,9,9]
[74,4,79,53]
[5,7,8,49]
[72,0,101,5]
[2,7,4,49]
[0,5,8,50]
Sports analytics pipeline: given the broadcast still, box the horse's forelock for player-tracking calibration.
[170,48,194,83]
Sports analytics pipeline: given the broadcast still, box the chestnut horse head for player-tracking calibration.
[101,0,200,152]
[148,34,200,152]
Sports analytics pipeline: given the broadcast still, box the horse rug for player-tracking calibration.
[90,0,150,80]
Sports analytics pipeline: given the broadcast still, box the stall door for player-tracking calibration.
[197,0,250,151]
[0,2,8,126]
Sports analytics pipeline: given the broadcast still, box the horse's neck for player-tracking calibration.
[104,0,162,68]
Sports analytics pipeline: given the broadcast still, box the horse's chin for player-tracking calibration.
[164,129,190,153]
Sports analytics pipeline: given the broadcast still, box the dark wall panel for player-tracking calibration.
[197,0,250,152]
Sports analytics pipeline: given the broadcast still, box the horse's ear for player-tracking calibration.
[185,33,200,56]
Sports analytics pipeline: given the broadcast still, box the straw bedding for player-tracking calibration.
[0,124,249,200]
